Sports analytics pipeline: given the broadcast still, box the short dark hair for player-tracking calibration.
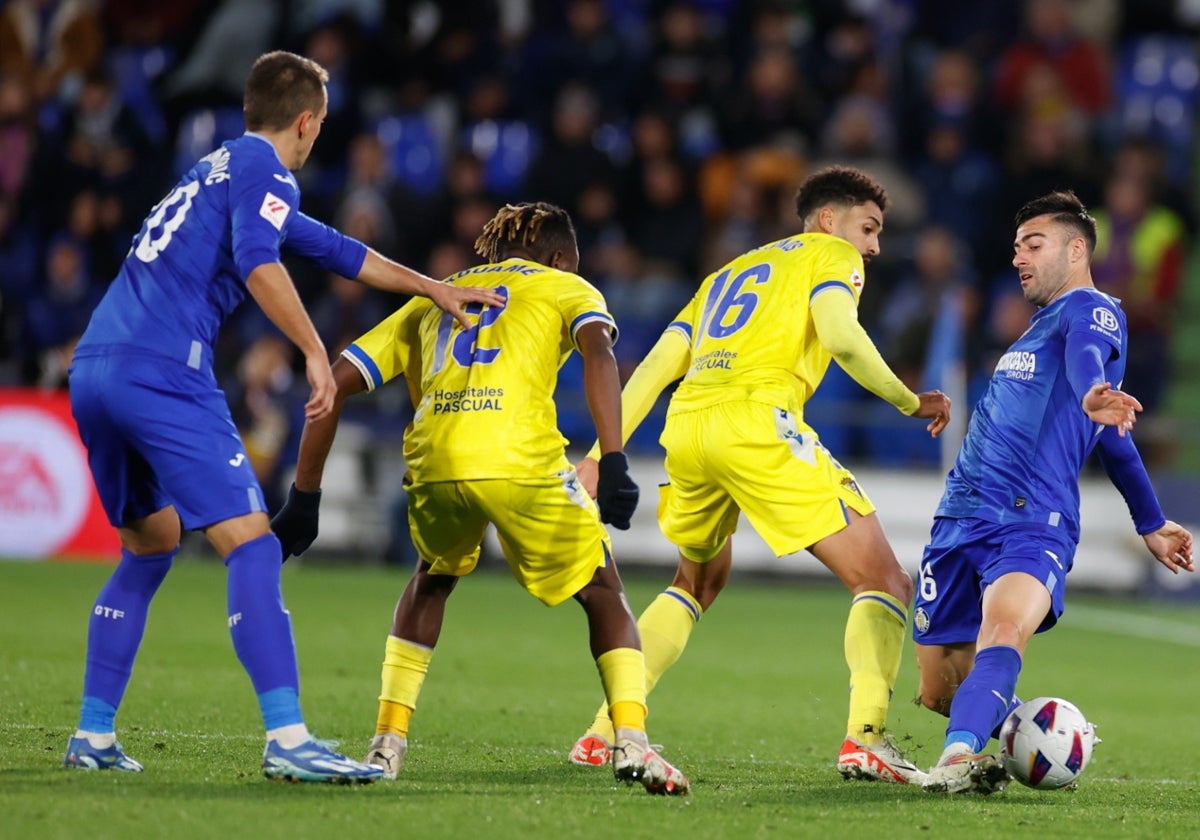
[1014,190,1097,254]
[795,166,889,223]
[474,202,577,264]
[243,51,328,132]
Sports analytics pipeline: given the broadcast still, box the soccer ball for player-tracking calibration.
[999,697,1098,789]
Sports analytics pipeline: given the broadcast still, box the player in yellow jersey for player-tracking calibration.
[566,166,952,785]
[271,202,688,795]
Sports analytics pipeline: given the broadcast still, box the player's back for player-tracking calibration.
[74,134,293,374]
[669,233,866,416]
[404,258,614,482]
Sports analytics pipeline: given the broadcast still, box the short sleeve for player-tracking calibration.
[559,274,618,348]
[229,151,294,280]
[342,299,427,391]
[808,237,866,305]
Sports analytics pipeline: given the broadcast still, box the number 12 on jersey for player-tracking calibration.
[432,287,509,373]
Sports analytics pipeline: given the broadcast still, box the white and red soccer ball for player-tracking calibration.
[1000,697,1099,789]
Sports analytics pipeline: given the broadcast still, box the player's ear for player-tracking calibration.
[817,206,835,234]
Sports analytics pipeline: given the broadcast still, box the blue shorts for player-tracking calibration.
[69,350,265,531]
[912,517,1076,645]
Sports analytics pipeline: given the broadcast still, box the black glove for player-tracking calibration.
[596,452,639,530]
[270,483,322,561]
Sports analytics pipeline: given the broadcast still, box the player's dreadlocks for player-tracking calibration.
[474,202,577,264]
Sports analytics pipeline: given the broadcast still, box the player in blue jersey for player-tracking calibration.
[62,50,504,783]
[912,191,1195,794]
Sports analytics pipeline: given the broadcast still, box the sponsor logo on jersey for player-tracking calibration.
[228,453,245,467]
[995,350,1036,380]
[259,192,290,230]
[1089,306,1121,341]
[430,386,504,414]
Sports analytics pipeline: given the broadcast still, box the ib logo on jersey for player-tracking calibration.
[1092,307,1119,334]
[0,407,90,557]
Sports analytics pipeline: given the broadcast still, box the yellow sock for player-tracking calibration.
[587,587,702,742]
[844,591,907,746]
[376,635,432,738]
[595,647,647,733]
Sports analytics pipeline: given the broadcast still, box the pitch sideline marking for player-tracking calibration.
[1061,604,1200,647]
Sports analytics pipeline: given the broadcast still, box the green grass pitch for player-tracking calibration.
[2,558,1199,839]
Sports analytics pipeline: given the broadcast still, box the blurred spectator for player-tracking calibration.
[22,234,103,387]
[994,0,1111,116]
[720,46,821,153]
[225,333,302,513]
[818,95,925,231]
[527,0,633,119]
[0,0,104,106]
[1091,170,1186,414]
[912,114,1001,256]
[628,154,705,278]
[524,82,614,216]
[0,74,37,206]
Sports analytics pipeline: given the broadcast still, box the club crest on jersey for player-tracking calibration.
[259,192,290,230]
[914,607,930,634]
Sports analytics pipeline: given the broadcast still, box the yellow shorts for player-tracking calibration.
[406,468,612,606]
[658,400,875,558]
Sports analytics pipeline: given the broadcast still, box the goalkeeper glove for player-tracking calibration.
[596,452,639,530]
[270,483,321,560]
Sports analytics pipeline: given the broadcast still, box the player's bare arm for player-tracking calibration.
[1081,381,1142,437]
[246,262,334,421]
[1142,521,1196,575]
[356,250,506,330]
[293,358,369,492]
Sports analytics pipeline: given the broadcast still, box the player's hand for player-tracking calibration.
[1143,520,1195,574]
[574,456,600,499]
[271,483,322,561]
[1082,382,1142,437]
[595,452,639,530]
[304,354,336,421]
[428,282,507,331]
[913,390,952,438]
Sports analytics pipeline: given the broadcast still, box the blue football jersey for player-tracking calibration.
[75,133,366,371]
[936,287,1127,539]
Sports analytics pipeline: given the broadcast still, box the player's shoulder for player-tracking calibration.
[227,134,298,192]
[1056,286,1125,341]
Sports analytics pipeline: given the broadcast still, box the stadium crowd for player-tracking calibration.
[1,0,1196,504]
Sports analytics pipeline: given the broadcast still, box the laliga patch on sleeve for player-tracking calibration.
[259,192,291,230]
[849,268,863,291]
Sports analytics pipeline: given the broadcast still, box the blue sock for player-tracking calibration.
[79,547,176,731]
[943,645,1022,753]
[990,694,1023,741]
[225,533,303,730]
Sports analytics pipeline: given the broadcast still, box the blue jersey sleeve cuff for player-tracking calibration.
[810,280,855,302]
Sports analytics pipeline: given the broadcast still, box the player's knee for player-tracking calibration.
[876,565,913,605]
[918,690,953,717]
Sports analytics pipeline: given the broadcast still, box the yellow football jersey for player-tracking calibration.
[665,232,865,415]
[341,258,616,481]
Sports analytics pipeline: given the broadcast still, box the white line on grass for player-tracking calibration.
[1061,604,1200,647]
[11,723,258,741]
